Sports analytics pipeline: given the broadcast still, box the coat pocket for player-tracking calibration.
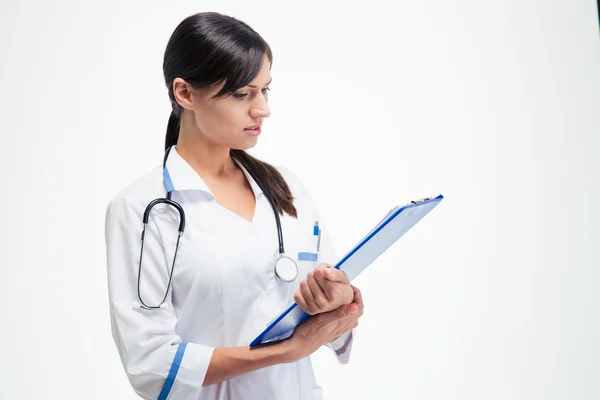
[311,386,324,400]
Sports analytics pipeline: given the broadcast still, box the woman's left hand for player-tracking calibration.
[293,263,355,315]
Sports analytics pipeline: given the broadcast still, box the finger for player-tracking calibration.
[316,263,348,284]
[299,280,316,314]
[313,269,335,300]
[306,272,328,309]
[323,268,349,284]
[316,262,333,271]
[311,264,329,284]
[335,302,359,319]
[351,285,364,310]
[293,288,311,314]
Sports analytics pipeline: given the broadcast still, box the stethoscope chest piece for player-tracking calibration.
[137,146,301,311]
[274,254,298,282]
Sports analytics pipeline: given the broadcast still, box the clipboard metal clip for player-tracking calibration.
[408,197,432,205]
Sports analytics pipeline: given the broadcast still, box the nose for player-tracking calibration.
[250,94,271,119]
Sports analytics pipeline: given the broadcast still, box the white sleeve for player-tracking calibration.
[291,173,356,365]
[105,196,214,400]
[324,330,354,364]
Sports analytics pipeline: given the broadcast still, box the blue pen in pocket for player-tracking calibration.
[298,221,320,262]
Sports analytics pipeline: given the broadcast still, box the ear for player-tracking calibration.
[172,78,195,111]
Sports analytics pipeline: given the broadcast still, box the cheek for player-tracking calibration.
[194,108,230,136]
[203,103,246,130]
[226,102,249,125]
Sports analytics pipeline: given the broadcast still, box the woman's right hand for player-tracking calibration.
[285,285,364,362]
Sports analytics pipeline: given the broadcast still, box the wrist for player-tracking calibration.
[276,337,300,363]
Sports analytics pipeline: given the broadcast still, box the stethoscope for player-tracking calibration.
[136,146,299,310]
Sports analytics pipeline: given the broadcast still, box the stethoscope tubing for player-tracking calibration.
[136,146,293,310]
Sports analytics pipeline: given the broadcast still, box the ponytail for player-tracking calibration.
[165,109,180,151]
[161,13,295,216]
[163,106,297,218]
[231,150,297,218]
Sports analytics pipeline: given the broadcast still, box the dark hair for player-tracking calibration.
[162,12,296,218]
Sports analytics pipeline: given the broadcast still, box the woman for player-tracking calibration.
[105,11,364,400]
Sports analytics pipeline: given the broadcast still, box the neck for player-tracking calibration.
[175,115,237,179]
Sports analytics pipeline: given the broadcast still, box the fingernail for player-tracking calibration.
[349,305,358,314]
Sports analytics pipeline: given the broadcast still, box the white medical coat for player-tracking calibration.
[104,147,354,400]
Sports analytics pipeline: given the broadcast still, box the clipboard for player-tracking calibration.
[249,194,444,347]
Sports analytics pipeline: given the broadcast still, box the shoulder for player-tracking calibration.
[105,164,164,222]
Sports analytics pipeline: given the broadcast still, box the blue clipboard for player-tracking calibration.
[249,194,444,347]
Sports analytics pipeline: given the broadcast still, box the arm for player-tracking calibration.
[206,284,365,384]
[108,195,336,397]
[106,197,215,400]
[203,342,293,386]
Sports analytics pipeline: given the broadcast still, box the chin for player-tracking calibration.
[233,138,259,151]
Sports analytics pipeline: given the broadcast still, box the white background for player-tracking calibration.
[1,0,599,399]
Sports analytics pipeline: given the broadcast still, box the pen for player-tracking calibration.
[317,227,321,252]
[313,221,320,251]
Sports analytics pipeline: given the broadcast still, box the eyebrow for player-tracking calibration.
[247,78,273,89]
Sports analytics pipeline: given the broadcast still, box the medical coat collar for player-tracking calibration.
[163,146,263,199]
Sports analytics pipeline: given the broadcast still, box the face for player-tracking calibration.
[173,54,272,151]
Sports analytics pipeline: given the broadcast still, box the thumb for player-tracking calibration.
[324,267,349,284]
[337,303,359,318]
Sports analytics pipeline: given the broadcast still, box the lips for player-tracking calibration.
[244,125,261,136]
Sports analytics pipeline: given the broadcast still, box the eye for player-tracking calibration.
[233,87,270,100]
